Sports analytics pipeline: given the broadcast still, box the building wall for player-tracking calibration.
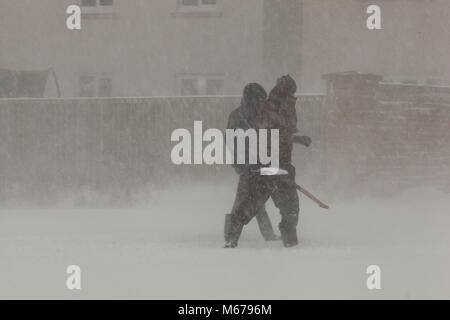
[0,0,265,97]
[1,0,450,97]
[323,72,450,195]
[301,0,450,92]
[263,0,302,87]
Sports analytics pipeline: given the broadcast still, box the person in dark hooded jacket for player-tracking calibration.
[256,75,312,247]
[224,83,279,248]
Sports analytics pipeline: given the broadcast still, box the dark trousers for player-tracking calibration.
[225,172,273,245]
[270,165,300,244]
[226,164,299,246]
[230,172,273,225]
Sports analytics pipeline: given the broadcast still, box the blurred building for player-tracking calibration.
[0,0,449,97]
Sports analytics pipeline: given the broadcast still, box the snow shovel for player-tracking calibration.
[259,167,330,210]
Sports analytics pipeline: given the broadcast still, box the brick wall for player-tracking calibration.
[323,72,450,195]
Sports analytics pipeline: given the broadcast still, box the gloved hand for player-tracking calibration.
[292,135,312,147]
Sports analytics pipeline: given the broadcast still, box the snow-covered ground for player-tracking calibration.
[1,184,449,299]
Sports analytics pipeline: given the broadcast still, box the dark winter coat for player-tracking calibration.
[256,76,298,165]
[227,83,267,175]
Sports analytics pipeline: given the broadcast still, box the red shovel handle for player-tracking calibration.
[295,184,329,210]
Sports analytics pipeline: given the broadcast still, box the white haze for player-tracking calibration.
[1,183,449,299]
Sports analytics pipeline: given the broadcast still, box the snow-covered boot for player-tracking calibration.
[281,230,298,247]
[279,212,299,248]
[224,214,244,248]
[224,213,231,242]
[255,208,280,241]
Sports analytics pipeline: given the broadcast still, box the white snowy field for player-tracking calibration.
[0,184,449,299]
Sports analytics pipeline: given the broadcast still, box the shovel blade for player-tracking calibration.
[260,167,288,176]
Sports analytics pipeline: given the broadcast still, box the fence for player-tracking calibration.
[0,95,325,206]
[3,73,448,206]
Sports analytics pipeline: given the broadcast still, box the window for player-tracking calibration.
[81,0,96,6]
[178,0,218,12]
[426,78,440,86]
[180,79,200,96]
[206,79,223,96]
[181,0,217,7]
[99,0,113,5]
[98,77,113,97]
[78,74,96,97]
[177,74,224,96]
[81,0,113,7]
[81,0,114,14]
[77,73,112,97]
[402,80,418,85]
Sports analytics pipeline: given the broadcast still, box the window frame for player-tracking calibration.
[176,73,224,97]
[80,0,115,14]
[76,72,113,98]
[177,0,220,13]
